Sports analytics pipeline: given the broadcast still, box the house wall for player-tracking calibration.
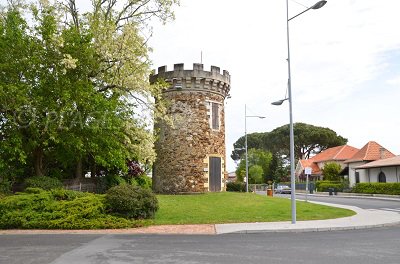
[295,161,304,178]
[366,167,400,183]
[349,161,368,187]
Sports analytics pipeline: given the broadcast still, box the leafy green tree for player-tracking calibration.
[231,123,346,184]
[269,153,289,183]
[249,165,263,184]
[0,0,178,180]
[321,162,342,181]
[234,149,272,184]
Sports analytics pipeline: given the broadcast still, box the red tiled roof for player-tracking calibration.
[299,159,321,175]
[344,141,396,163]
[354,156,400,169]
[298,145,359,175]
[312,145,360,162]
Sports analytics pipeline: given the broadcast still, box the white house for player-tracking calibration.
[354,156,400,184]
[296,145,359,181]
[344,141,396,186]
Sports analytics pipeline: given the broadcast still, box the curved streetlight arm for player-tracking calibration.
[271,98,289,106]
[288,0,327,21]
[246,115,266,118]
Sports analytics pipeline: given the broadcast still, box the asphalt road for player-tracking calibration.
[290,193,400,211]
[2,226,400,264]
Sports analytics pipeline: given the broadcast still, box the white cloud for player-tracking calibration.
[386,76,400,86]
[148,0,400,171]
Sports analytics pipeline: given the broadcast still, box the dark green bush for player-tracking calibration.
[106,184,158,219]
[96,174,126,193]
[50,188,87,201]
[316,181,344,192]
[226,182,246,192]
[0,179,12,195]
[352,183,400,195]
[0,190,137,229]
[24,176,63,190]
[24,187,45,194]
[130,175,152,189]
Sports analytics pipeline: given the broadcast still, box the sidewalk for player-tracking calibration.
[215,200,400,234]
[305,191,400,201]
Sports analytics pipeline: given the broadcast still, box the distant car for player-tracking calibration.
[275,185,291,194]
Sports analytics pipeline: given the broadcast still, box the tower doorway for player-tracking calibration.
[209,157,221,192]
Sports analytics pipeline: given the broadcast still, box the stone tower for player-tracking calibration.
[150,63,231,193]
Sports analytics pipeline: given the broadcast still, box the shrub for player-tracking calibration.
[352,183,400,195]
[106,185,158,219]
[227,182,246,192]
[24,176,63,190]
[322,163,342,181]
[0,179,12,195]
[50,188,87,201]
[130,175,152,189]
[96,174,126,193]
[24,187,45,194]
[0,189,137,229]
[316,181,344,192]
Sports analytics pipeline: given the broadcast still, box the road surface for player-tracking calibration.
[1,226,400,264]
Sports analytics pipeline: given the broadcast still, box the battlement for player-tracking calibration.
[150,63,231,97]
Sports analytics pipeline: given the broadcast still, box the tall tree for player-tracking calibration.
[234,149,272,184]
[231,132,267,161]
[0,0,178,180]
[231,123,347,183]
[267,123,347,160]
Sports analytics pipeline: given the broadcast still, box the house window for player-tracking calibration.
[378,172,386,183]
[211,102,219,130]
[355,171,360,183]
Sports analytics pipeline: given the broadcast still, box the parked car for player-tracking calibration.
[275,185,291,194]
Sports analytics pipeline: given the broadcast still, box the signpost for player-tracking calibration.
[305,167,312,202]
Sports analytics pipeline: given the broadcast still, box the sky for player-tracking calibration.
[148,0,400,172]
[3,0,398,172]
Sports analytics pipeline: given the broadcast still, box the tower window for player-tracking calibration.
[212,103,219,130]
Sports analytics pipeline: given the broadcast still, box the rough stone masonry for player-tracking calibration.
[150,63,231,193]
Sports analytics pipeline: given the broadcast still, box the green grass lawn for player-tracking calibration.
[153,192,355,225]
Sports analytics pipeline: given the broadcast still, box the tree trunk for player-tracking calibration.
[33,147,44,177]
[75,158,83,179]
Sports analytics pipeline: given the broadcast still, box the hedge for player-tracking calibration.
[315,181,344,192]
[24,176,63,190]
[226,182,246,192]
[352,183,400,195]
[0,189,139,229]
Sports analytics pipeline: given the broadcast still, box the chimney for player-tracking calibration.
[379,147,386,159]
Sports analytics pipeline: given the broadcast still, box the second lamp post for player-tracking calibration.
[244,104,266,192]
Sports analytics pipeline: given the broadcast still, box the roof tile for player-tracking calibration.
[312,145,360,162]
[354,156,400,169]
[344,141,396,163]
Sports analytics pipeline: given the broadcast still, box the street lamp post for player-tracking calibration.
[244,104,266,192]
[272,0,327,224]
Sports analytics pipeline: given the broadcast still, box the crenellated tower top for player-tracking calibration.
[150,63,231,98]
